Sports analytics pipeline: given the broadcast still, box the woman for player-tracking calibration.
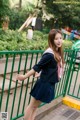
[16,29,64,120]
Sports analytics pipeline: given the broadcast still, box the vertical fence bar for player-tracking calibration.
[22,53,29,114]
[28,53,39,103]
[16,53,28,116]
[77,85,80,98]
[63,50,75,96]
[58,51,69,97]
[67,51,78,96]
[72,70,79,96]
[28,53,34,104]
[0,54,8,111]
[10,54,22,120]
[5,54,16,111]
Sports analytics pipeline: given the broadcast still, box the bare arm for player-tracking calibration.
[16,69,36,81]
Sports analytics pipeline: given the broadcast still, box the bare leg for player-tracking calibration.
[24,97,41,120]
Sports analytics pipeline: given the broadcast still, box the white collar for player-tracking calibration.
[43,47,54,55]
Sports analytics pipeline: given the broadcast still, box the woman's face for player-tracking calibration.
[54,33,63,48]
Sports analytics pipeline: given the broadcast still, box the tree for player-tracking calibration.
[39,0,80,30]
[52,0,80,29]
[19,0,22,9]
[0,0,10,27]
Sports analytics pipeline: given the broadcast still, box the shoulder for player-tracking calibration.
[42,53,54,60]
[42,53,54,59]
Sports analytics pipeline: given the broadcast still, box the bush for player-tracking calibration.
[62,40,73,50]
[0,29,73,51]
[9,9,29,29]
[9,6,35,30]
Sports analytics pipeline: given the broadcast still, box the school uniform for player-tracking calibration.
[30,48,59,103]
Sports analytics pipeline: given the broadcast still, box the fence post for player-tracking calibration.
[63,50,75,97]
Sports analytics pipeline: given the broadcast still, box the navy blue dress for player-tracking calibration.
[30,52,59,103]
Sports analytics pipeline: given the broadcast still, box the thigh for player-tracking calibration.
[29,97,42,108]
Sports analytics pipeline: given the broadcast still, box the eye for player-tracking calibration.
[60,37,62,39]
[55,37,58,40]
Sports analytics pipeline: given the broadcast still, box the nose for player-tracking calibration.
[58,39,61,42]
[59,38,62,42]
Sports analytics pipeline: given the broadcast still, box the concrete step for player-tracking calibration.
[63,96,80,110]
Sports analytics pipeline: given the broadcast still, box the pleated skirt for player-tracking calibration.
[30,79,55,103]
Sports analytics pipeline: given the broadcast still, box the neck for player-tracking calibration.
[56,47,58,51]
[49,46,58,52]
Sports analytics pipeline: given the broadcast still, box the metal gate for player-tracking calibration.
[64,49,80,99]
[0,49,80,120]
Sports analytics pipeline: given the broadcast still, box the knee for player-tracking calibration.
[24,105,37,113]
[32,106,37,111]
[29,105,37,112]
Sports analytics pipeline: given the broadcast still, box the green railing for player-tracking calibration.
[0,50,80,120]
[64,49,80,99]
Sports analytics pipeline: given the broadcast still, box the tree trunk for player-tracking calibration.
[19,0,22,9]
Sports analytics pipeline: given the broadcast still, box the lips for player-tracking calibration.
[57,44,61,45]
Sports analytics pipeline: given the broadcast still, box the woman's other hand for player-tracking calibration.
[34,72,40,78]
[16,74,26,81]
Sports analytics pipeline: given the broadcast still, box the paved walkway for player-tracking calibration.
[41,104,80,120]
[17,104,80,120]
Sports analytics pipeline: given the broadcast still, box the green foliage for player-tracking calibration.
[0,29,73,51]
[9,9,28,29]
[39,0,80,30]
[0,0,35,29]
[0,0,80,31]
[9,7,35,29]
[0,0,11,26]
[0,29,25,50]
[62,40,73,49]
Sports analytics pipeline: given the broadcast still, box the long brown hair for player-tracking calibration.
[48,29,64,64]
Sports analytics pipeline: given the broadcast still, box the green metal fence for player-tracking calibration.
[64,49,80,99]
[0,50,80,120]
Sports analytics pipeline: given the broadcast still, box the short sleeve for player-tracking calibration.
[33,53,54,73]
